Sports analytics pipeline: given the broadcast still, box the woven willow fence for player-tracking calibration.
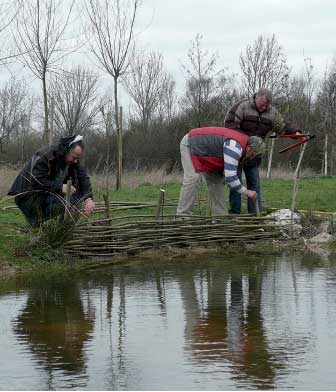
[64,199,281,258]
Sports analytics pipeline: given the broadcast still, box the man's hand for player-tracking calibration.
[62,184,77,195]
[84,198,95,215]
[289,130,305,138]
[244,189,257,200]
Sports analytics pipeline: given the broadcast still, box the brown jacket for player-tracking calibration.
[224,97,297,138]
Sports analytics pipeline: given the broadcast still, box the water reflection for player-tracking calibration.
[1,252,336,390]
[13,277,95,388]
[178,263,278,389]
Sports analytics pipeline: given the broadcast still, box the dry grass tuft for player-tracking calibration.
[92,169,183,190]
[0,165,319,199]
[0,167,19,197]
[259,166,317,179]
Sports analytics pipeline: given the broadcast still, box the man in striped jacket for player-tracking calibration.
[176,127,266,217]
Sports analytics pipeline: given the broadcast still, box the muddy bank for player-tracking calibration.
[2,236,335,280]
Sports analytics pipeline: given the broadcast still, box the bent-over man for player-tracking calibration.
[176,127,266,217]
[8,135,95,226]
[224,87,300,214]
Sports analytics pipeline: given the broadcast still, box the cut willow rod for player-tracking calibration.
[75,224,279,235]
[71,223,279,238]
[65,231,280,248]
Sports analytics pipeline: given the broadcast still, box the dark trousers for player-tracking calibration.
[229,158,262,214]
[15,192,82,227]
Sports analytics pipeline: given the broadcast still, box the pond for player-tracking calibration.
[1,251,336,390]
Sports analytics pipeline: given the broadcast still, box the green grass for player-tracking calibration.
[1,176,336,274]
[102,177,336,214]
[0,205,29,265]
[262,177,336,212]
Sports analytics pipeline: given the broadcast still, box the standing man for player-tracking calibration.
[224,87,300,214]
[8,135,95,226]
[176,127,266,217]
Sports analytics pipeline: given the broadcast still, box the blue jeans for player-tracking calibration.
[229,158,262,214]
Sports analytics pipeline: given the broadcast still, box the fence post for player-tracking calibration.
[156,189,165,221]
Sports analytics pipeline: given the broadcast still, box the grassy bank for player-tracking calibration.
[1,174,335,275]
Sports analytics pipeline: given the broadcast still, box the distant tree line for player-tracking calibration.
[0,1,336,180]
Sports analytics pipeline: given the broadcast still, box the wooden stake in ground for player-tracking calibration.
[290,143,307,236]
[266,137,275,179]
[254,198,260,217]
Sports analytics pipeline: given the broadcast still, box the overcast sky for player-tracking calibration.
[135,0,336,92]
[4,0,336,107]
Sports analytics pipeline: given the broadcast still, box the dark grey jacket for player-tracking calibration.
[8,139,93,200]
[224,96,298,138]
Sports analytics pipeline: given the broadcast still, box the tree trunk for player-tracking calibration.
[331,145,335,175]
[323,133,328,176]
[49,96,54,145]
[42,71,49,144]
[118,106,123,190]
[114,76,122,191]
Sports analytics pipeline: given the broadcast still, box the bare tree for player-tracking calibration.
[83,0,140,190]
[181,33,220,127]
[0,1,19,34]
[317,60,336,175]
[239,34,290,97]
[302,57,316,114]
[124,50,171,130]
[216,71,241,119]
[0,77,30,151]
[0,1,21,64]
[159,74,177,125]
[266,63,316,179]
[13,0,76,142]
[18,99,36,162]
[50,66,101,137]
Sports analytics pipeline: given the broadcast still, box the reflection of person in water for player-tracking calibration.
[231,275,276,388]
[13,277,95,380]
[180,266,278,389]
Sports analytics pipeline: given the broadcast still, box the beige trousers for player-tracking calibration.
[176,134,227,216]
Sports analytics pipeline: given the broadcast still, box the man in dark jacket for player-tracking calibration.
[224,87,300,214]
[8,135,95,226]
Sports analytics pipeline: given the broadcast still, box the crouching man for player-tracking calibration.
[176,127,266,217]
[8,135,95,227]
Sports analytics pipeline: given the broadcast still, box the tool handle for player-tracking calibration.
[279,135,315,154]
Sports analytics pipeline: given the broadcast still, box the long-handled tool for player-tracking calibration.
[270,133,315,154]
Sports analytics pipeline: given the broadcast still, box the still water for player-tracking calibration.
[1,252,336,390]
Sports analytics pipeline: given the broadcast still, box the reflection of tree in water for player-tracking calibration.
[181,264,280,390]
[13,277,95,383]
